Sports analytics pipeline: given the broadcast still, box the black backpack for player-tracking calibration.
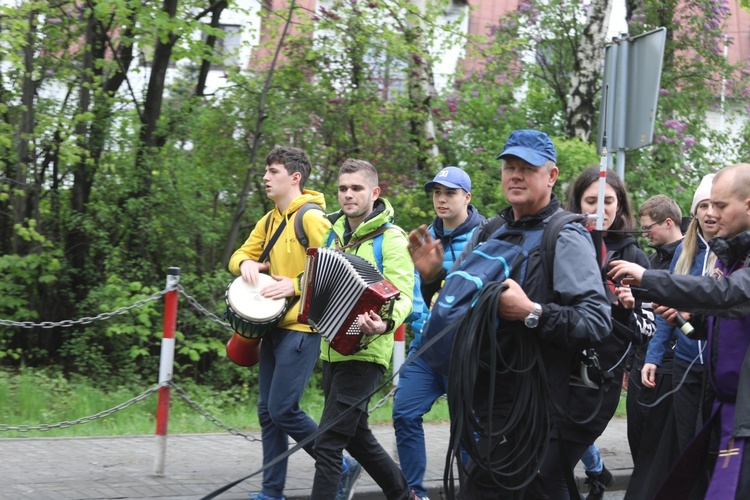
[262,202,325,249]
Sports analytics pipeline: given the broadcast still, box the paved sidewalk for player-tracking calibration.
[1,418,631,499]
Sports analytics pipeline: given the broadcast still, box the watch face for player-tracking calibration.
[524,315,538,328]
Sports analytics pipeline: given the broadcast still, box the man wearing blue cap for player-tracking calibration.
[393,166,485,500]
[408,130,611,499]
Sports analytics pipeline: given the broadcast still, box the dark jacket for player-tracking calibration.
[564,234,655,444]
[638,231,750,317]
[630,238,683,373]
[410,205,485,342]
[638,230,750,437]
[648,238,682,270]
[429,204,486,270]
[645,235,712,367]
[452,196,612,422]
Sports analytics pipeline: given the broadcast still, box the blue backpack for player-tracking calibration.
[421,211,587,375]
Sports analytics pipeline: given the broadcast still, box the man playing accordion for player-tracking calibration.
[309,158,415,500]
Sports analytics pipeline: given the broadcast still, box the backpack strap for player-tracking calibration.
[334,225,395,253]
[371,224,394,273]
[293,202,326,248]
[258,216,288,263]
[619,239,640,265]
[372,224,424,324]
[540,211,588,298]
[262,210,274,245]
[476,215,506,243]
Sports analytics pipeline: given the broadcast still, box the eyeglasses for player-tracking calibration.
[641,219,667,232]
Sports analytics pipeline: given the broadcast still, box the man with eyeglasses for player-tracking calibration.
[623,193,685,495]
[639,194,685,269]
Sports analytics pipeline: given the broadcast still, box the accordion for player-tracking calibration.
[298,247,401,355]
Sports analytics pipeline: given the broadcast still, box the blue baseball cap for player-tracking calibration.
[497,129,557,166]
[424,167,472,193]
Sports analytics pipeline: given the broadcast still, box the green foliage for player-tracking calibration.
[604,0,750,214]
[56,276,165,385]
[553,138,601,204]
[0,223,63,362]
[446,0,750,218]
[2,0,748,393]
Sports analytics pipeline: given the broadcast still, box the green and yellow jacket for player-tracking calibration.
[321,198,414,369]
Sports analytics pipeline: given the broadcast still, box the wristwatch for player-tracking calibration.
[524,303,543,328]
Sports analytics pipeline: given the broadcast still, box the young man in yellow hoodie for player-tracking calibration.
[228,146,331,500]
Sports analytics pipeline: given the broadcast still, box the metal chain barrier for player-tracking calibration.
[0,385,161,432]
[169,382,261,442]
[369,386,396,415]
[177,285,234,332]
[0,289,168,329]
[1,281,396,441]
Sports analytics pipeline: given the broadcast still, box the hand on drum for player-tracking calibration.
[358,310,387,336]
[261,275,295,300]
[240,259,270,285]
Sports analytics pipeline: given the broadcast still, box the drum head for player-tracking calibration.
[227,275,287,322]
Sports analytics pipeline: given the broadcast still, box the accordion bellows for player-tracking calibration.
[298,247,401,355]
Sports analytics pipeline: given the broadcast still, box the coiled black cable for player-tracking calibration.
[443,281,553,499]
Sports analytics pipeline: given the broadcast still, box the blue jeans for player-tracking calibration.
[257,329,320,497]
[581,442,603,473]
[392,346,449,497]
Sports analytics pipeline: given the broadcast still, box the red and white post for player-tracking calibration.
[154,267,180,476]
[392,324,406,386]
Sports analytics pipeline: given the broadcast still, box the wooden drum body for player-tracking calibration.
[224,275,288,366]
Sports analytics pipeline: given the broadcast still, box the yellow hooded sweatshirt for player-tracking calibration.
[228,189,331,332]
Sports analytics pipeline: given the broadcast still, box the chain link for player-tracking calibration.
[1,281,393,438]
[0,289,168,329]
[169,382,261,442]
[0,385,161,432]
[177,285,234,333]
[369,386,395,414]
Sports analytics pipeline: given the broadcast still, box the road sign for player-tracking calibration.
[597,27,667,154]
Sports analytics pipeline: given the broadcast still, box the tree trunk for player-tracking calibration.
[405,0,439,170]
[12,9,39,253]
[220,0,297,267]
[121,0,179,266]
[66,3,135,299]
[196,0,227,96]
[565,0,613,141]
[136,0,179,186]
[67,9,97,281]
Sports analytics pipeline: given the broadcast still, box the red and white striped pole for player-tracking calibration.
[393,324,406,386]
[154,267,180,476]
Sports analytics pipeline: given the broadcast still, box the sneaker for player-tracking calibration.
[337,455,362,500]
[248,493,286,500]
[411,489,430,500]
[584,465,613,500]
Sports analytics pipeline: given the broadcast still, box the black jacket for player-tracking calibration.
[563,234,655,444]
[638,230,750,438]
